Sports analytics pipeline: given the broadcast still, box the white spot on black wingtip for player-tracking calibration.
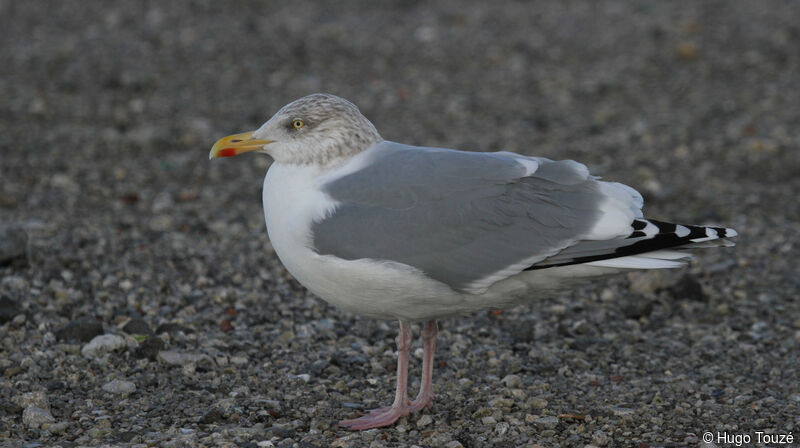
[713,227,738,238]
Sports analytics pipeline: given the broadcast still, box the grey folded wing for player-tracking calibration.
[310,141,638,294]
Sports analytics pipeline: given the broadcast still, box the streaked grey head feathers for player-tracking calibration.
[254,93,382,165]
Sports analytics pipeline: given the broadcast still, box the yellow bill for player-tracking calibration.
[209,131,273,159]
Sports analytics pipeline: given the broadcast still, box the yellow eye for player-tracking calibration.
[292,119,305,130]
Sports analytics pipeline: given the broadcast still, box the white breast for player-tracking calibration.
[262,163,330,264]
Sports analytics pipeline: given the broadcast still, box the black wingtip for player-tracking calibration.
[527,218,737,271]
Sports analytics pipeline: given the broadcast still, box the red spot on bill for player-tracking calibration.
[217,148,237,157]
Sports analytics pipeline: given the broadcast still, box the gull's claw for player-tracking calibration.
[339,404,411,430]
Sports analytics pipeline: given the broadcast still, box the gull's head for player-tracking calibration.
[210,93,382,165]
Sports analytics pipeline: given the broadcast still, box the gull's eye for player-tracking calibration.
[292,119,305,130]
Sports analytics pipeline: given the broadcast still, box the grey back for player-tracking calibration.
[311,141,607,293]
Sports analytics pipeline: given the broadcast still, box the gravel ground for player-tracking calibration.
[2,1,799,447]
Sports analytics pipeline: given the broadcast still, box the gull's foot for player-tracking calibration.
[408,392,434,413]
[339,404,412,430]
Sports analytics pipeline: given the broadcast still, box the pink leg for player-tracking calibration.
[339,321,414,430]
[409,320,437,412]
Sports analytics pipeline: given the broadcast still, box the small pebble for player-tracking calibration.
[87,426,112,439]
[258,399,281,410]
[500,374,521,388]
[102,379,136,394]
[417,414,433,427]
[22,407,55,429]
[0,296,22,324]
[122,318,152,335]
[48,421,69,434]
[495,422,509,435]
[157,351,212,366]
[81,334,126,358]
[489,397,513,408]
[0,224,28,265]
[331,434,357,447]
[55,317,104,342]
[668,275,707,301]
[611,406,634,417]
[528,397,548,409]
[13,391,49,411]
[532,416,559,429]
[592,430,610,446]
[291,373,311,383]
[230,355,249,365]
[133,336,165,360]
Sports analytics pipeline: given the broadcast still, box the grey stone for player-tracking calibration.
[56,317,104,342]
[500,374,522,388]
[48,421,69,434]
[22,407,55,429]
[532,416,559,429]
[417,414,433,427]
[157,350,213,367]
[13,391,49,411]
[102,379,136,394]
[527,397,548,410]
[133,336,164,360]
[0,296,22,324]
[122,318,152,335]
[668,275,707,302]
[592,430,610,446]
[0,224,27,265]
[495,422,509,435]
[611,406,635,416]
[619,295,654,319]
[81,334,126,358]
[200,408,225,424]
